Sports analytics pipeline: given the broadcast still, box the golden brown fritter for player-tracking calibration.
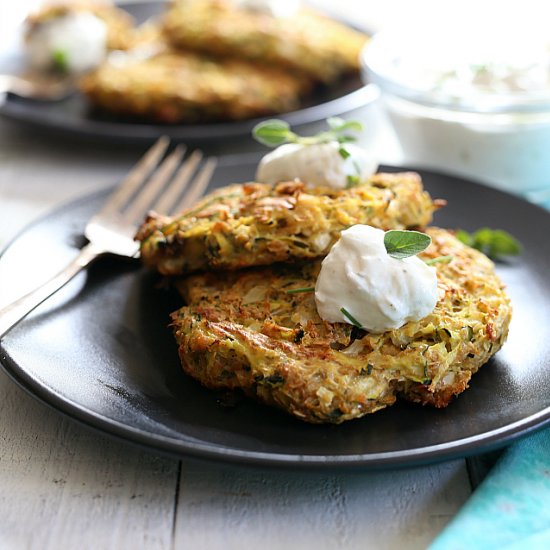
[24,0,136,51]
[172,228,511,424]
[79,49,310,123]
[162,0,369,84]
[136,173,441,275]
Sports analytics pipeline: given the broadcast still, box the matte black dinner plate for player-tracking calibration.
[1,158,550,469]
[0,2,377,144]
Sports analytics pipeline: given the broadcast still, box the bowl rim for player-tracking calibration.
[360,29,550,115]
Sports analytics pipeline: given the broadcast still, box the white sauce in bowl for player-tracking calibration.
[362,24,550,205]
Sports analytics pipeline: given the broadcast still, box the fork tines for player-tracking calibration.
[102,137,217,224]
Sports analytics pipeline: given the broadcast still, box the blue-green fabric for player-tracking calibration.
[429,426,550,550]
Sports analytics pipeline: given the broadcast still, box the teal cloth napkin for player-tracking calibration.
[429,426,550,549]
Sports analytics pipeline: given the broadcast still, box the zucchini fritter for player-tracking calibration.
[162,0,369,84]
[136,173,440,275]
[79,50,310,123]
[172,228,511,424]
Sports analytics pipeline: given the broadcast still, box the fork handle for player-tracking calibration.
[0,243,101,339]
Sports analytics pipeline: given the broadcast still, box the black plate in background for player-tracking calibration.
[1,159,550,469]
[0,2,378,144]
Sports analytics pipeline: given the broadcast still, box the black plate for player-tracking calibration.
[0,2,377,144]
[1,158,550,469]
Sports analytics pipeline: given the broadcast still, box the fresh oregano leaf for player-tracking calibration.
[456,227,521,259]
[384,230,432,260]
[487,229,521,257]
[252,119,295,147]
[252,118,363,148]
[285,286,315,294]
[340,307,363,328]
[455,229,473,247]
[327,117,363,133]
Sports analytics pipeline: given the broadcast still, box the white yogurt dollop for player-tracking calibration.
[256,142,378,190]
[315,225,438,333]
[26,12,108,73]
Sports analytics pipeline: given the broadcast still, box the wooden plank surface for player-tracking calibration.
[0,370,179,550]
[173,459,470,550]
[0,363,472,550]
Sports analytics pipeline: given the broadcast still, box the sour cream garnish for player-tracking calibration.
[26,12,108,73]
[315,225,438,333]
[256,142,378,190]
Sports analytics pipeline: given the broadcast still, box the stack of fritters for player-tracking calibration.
[73,0,369,122]
[136,174,512,424]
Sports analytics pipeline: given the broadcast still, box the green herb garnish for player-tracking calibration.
[327,117,363,132]
[285,286,315,294]
[253,118,365,187]
[338,147,351,159]
[340,307,363,328]
[52,49,69,72]
[456,228,521,259]
[252,117,363,148]
[252,119,292,147]
[384,230,432,260]
[346,174,360,188]
[425,255,453,265]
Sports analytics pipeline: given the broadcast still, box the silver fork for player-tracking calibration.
[0,137,217,339]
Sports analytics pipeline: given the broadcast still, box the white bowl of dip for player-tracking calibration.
[361,24,550,208]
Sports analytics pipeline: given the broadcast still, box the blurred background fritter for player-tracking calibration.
[162,0,369,84]
[25,0,369,123]
[80,49,311,122]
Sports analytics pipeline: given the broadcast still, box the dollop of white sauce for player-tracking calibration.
[315,225,438,333]
[256,142,378,189]
[26,12,107,73]
[234,0,301,18]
